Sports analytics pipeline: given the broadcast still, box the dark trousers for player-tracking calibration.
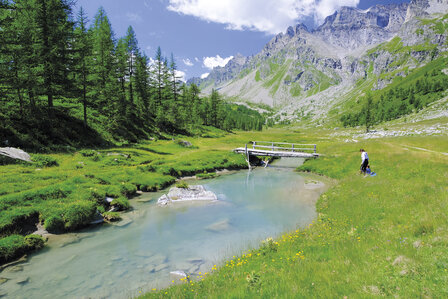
[361,159,369,173]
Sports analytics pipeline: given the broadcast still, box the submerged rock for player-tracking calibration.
[15,277,29,285]
[0,277,8,285]
[206,219,231,232]
[154,263,169,272]
[157,185,217,206]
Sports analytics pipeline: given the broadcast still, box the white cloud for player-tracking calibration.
[183,58,194,67]
[176,70,187,82]
[167,0,359,34]
[194,57,200,62]
[203,55,233,70]
[126,12,143,23]
[201,73,210,79]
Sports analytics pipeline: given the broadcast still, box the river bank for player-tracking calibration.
[0,136,252,265]
[142,133,448,298]
[0,157,327,298]
[0,129,320,265]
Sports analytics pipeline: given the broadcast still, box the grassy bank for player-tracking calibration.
[0,132,253,265]
[0,127,326,265]
[142,133,448,298]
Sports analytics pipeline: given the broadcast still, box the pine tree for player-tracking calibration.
[34,0,74,108]
[73,6,92,126]
[134,53,150,119]
[365,93,373,133]
[90,7,116,114]
[115,37,128,116]
[209,89,220,127]
[154,47,163,109]
[125,26,138,106]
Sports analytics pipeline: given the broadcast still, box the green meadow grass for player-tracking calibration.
[142,133,448,298]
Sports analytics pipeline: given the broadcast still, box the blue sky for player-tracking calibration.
[74,0,410,80]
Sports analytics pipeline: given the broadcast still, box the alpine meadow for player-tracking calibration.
[0,0,447,298]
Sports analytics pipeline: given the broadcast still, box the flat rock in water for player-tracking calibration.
[136,196,152,203]
[15,277,29,285]
[149,254,167,265]
[58,235,82,248]
[187,257,204,264]
[154,263,169,272]
[304,180,325,190]
[135,250,153,258]
[4,265,23,273]
[157,185,217,206]
[206,219,231,232]
[0,277,8,285]
[111,218,133,227]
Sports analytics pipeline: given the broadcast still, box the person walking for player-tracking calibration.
[360,149,369,175]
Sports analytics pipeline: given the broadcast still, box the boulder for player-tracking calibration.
[157,185,217,206]
[170,270,187,280]
[178,140,192,147]
[0,147,32,162]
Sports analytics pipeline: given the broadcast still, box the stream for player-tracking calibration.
[0,158,328,298]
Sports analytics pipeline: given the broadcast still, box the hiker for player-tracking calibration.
[360,149,369,174]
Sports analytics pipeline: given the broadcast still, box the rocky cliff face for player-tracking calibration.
[190,0,448,123]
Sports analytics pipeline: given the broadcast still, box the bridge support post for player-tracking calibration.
[245,144,251,170]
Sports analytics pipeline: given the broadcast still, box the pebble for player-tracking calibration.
[15,277,29,285]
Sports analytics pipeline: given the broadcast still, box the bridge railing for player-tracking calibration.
[251,141,317,153]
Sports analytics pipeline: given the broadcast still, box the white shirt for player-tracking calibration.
[361,152,369,163]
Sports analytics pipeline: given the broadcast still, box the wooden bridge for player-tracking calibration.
[234,141,319,168]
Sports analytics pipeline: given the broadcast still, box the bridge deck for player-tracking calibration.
[234,147,319,158]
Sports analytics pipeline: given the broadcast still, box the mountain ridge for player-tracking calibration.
[188,0,448,125]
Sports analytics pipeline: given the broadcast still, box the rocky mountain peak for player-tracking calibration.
[286,23,309,38]
[406,0,448,20]
[313,3,409,49]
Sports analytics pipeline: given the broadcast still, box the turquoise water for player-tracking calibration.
[0,159,326,298]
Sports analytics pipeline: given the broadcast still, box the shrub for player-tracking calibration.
[31,154,59,167]
[196,172,217,179]
[79,150,97,157]
[176,181,189,189]
[103,212,121,222]
[120,183,137,197]
[246,271,261,289]
[44,215,65,233]
[105,185,121,198]
[0,235,27,264]
[24,234,45,250]
[0,234,46,265]
[260,237,279,255]
[63,201,97,230]
[137,164,156,172]
[110,197,130,211]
